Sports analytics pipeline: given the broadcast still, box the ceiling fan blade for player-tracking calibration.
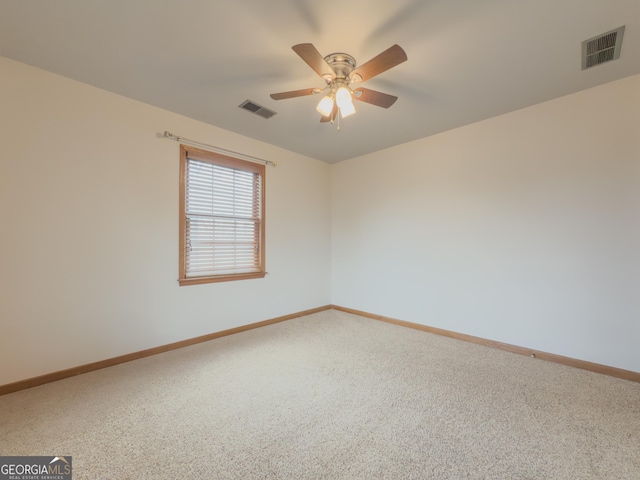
[270,88,320,100]
[349,44,407,83]
[353,88,398,108]
[320,103,339,123]
[292,43,336,80]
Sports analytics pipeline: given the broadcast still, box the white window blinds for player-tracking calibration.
[180,146,265,285]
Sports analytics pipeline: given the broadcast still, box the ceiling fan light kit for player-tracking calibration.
[270,43,407,125]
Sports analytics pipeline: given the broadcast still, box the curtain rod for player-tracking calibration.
[163,131,277,167]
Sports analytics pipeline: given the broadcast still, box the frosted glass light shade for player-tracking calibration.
[336,87,355,117]
[316,95,334,116]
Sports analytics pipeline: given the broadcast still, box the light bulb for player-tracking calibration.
[316,95,334,117]
[335,86,356,117]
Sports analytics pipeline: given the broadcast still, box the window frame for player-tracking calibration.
[178,145,266,286]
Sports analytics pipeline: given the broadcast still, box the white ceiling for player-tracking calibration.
[1,0,639,163]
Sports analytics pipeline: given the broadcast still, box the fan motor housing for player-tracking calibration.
[323,53,356,81]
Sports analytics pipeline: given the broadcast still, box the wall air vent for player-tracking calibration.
[582,26,625,70]
[239,100,277,119]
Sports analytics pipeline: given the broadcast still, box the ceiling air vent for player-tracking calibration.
[239,100,277,119]
[582,26,625,70]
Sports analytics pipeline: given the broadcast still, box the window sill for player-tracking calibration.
[178,272,266,286]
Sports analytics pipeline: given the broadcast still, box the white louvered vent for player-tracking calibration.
[582,26,625,70]
[239,100,277,119]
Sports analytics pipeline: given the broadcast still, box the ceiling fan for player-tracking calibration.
[270,43,407,123]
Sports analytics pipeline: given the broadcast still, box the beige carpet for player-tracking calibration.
[1,309,639,479]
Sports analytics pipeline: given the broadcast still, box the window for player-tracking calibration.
[179,145,265,286]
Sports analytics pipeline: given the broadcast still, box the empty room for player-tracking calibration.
[1,1,639,479]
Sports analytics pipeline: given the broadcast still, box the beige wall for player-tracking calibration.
[0,57,332,385]
[331,74,640,372]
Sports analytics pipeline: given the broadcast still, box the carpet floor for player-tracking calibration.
[1,309,639,479]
